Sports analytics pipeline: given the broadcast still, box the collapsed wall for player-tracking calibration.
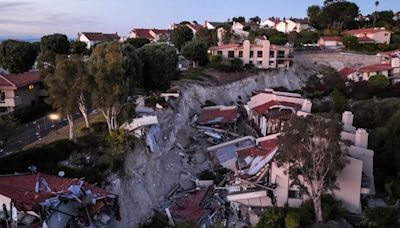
[109,69,307,228]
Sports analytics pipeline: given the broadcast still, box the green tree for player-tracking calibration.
[249,16,261,24]
[0,115,19,150]
[125,37,150,48]
[331,88,346,113]
[138,44,177,91]
[181,40,208,67]
[89,41,142,132]
[277,115,348,223]
[232,16,246,23]
[307,5,323,29]
[72,55,91,128]
[342,35,359,50]
[361,207,396,228]
[70,41,88,55]
[171,25,193,50]
[44,55,80,140]
[195,28,217,47]
[285,211,300,228]
[368,74,389,88]
[0,40,38,73]
[255,207,283,228]
[37,34,70,78]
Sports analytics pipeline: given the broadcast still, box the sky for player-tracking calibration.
[0,0,399,39]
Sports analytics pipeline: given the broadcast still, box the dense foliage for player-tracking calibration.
[0,39,38,73]
[171,25,194,50]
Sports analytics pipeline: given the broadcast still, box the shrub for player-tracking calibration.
[255,207,283,228]
[13,103,53,124]
[208,54,223,63]
[361,207,396,227]
[285,211,300,228]
[368,74,389,88]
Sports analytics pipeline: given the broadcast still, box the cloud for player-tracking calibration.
[0,1,32,10]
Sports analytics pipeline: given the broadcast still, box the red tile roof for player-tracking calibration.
[359,63,393,73]
[378,49,400,58]
[0,71,40,88]
[80,32,120,41]
[131,29,154,39]
[187,23,204,32]
[339,67,356,78]
[252,100,301,114]
[357,36,375,43]
[209,44,240,51]
[236,139,278,158]
[0,173,116,211]
[172,189,208,222]
[151,29,170,35]
[343,27,388,35]
[319,36,341,42]
[197,106,239,125]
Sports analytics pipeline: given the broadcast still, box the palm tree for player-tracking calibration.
[374,1,379,25]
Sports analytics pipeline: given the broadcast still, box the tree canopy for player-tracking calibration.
[277,114,347,223]
[70,41,89,55]
[342,35,359,49]
[37,34,70,77]
[125,37,150,49]
[307,1,359,29]
[0,115,19,150]
[138,44,177,91]
[331,88,347,113]
[368,74,389,88]
[0,40,38,73]
[171,25,194,50]
[194,28,217,47]
[89,41,142,131]
[181,40,208,67]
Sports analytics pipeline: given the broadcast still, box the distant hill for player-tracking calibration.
[0,36,41,42]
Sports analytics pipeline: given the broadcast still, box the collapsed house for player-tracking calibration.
[196,106,240,129]
[208,110,375,214]
[245,89,312,136]
[0,173,119,227]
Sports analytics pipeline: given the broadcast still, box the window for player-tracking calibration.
[277,60,285,65]
[239,51,243,58]
[257,51,263,58]
[288,190,302,199]
[0,91,5,103]
[217,51,223,55]
[257,61,263,65]
[249,60,253,64]
[277,50,285,58]
[269,51,275,58]
[28,84,34,90]
[228,51,234,58]
[269,60,274,66]
[250,51,254,58]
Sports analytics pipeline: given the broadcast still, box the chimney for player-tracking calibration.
[342,111,354,127]
[301,99,312,113]
[355,128,368,149]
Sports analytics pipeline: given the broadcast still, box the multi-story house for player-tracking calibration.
[261,18,314,33]
[342,27,391,44]
[208,40,292,69]
[0,71,46,115]
[129,28,170,42]
[77,32,120,49]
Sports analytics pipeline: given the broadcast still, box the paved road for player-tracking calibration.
[0,112,86,156]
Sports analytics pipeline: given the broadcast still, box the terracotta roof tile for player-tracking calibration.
[187,23,204,32]
[343,28,389,35]
[81,32,120,42]
[339,67,356,78]
[320,36,341,42]
[359,63,393,73]
[0,71,40,88]
[131,29,154,39]
[197,106,239,125]
[172,189,208,222]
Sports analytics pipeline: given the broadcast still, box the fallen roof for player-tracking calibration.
[197,106,239,125]
[0,71,40,88]
[171,189,209,222]
[0,173,116,211]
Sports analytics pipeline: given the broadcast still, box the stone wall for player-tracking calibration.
[294,51,385,70]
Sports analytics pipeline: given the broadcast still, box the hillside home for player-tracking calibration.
[186,23,204,35]
[77,32,120,49]
[377,49,400,60]
[244,89,312,136]
[342,27,391,44]
[0,71,46,115]
[0,173,119,227]
[260,18,282,28]
[196,105,240,130]
[318,36,343,49]
[129,28,170,42]
[204,21,227,30]
[220,111,374,214]
[276,19,314,33]
[232,22,259,31]
[208,40,292,69]
[339,58,400,83]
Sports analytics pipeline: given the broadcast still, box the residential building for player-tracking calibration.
[196,105,240,128]
[377,49,400,60]
[129,28,170,42]
[0,71,46,115]
[204,21,228,30]
[342,27,391,44]
[276,19,314,33]
[186,23,204,35]
[208,40,292,69]
[77,32,120,49]
[339,58,400,83]
[260,18,282,28]
[232,21,260,31]
[0,172,119,227]
[318,36,343,49]
[244,89,312,136]
[212,111,374,214]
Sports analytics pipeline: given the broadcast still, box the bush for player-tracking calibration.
[361,207,397,227]
[368,74,389,88]
[13,103,53,124]
[208,54,223,63]
[255,207,283,228]
[285,211,300,228]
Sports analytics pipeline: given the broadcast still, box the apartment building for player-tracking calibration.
[209,40,292,69]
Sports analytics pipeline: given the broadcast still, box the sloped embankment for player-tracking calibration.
[110,69,307,228]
